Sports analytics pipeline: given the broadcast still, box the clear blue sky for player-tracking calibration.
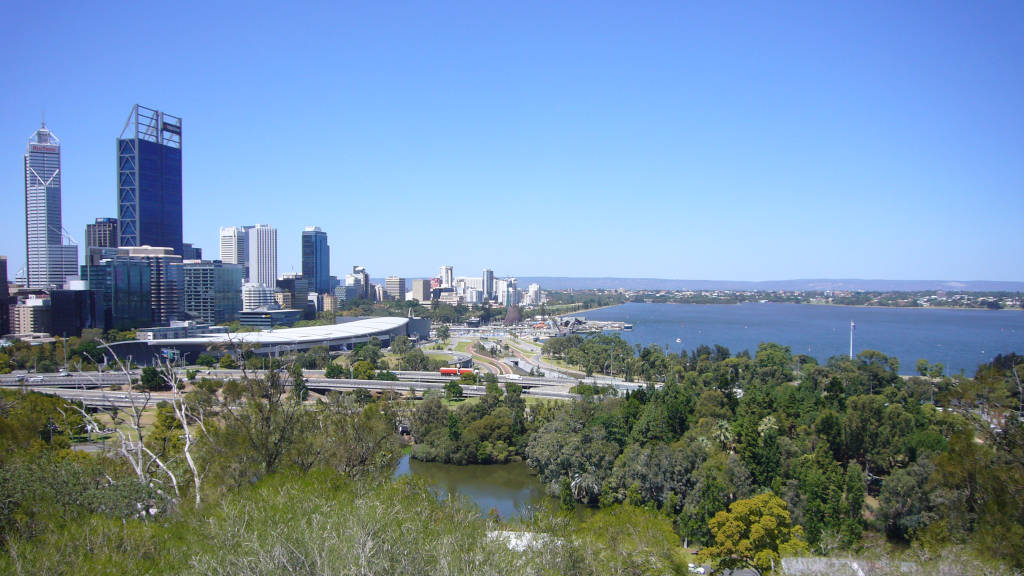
[2,1,1022,282]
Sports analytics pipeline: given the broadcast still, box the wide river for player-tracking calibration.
[571,302,1024,375]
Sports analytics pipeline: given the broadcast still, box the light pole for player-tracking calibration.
[849,321,855,359]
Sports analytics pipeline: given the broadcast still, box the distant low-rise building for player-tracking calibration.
[50,286,96,337]
[242,283,276,312]
[323,292,338,312]
[136,320,228,341]
[11,296,50,335]
[238,308,303,329]
[438,291,462,306]
[181,243,202,260]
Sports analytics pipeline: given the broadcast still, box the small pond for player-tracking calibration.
[394,454,546,519]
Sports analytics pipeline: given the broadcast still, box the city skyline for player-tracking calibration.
[1,3,1022,281]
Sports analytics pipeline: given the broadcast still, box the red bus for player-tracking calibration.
[440,368,475,376]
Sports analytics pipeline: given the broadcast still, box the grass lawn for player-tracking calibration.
[92,405,159,437]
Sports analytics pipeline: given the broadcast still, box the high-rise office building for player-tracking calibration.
[440,265,454,289]
[25,123,78,289]
[183,260,243,324]
[301,226,330,294]
[117,105,183,254]
[385,276,406,301]
[525,283,542,306]
[85,217,119,268]
[277,273,310,314]
[121,246,183,326]
[86,218,119,250]
[482,268,494,300]
[505,277,519,307]
[247,224,277,288]
[410,279,431,303]
[0,256,9,336]
[219,225,252,280]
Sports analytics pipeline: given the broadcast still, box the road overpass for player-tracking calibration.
[1,377,575,409]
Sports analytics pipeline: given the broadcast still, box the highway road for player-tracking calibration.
[1,376,575,408]
[0,366,645,397]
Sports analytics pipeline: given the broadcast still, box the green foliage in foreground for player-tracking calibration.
[0,466,690,575]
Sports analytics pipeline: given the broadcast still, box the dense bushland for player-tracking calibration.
[411,338,1024,569]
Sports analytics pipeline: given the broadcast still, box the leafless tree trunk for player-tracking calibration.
[158,356,205,505]
[69,341,180,503]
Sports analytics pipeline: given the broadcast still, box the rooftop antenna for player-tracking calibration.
[849,321,855,359]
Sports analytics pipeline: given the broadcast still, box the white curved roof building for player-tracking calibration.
[144,316,411,354]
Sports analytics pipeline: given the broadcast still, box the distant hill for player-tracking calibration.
[514,277,1024,292]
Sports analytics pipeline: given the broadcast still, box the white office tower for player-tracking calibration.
[242,282,276,311]
[505,278,519,307]
[219,225,252,279]
[247,224,277,288]
[351,266,370,299]
[24,123,78,288]
[440,265,454,288]
[526,283,542,306]
[494,278,508,305]
[496,278,518,306]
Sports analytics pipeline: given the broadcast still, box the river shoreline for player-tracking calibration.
[553,302,1024,376]
[580,300,1023,312]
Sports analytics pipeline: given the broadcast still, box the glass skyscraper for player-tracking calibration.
[301,226,330,294]
[117,105,183,255]
[183,260,243,324]
[24,123,78,289]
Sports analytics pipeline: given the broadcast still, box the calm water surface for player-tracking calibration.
[572,302,1024,375]
[393,454,544,518]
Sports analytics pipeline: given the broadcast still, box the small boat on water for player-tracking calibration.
[623,324,633,331]
[675,338,682,343]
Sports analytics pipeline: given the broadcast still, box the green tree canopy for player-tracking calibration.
[698,492,808,575]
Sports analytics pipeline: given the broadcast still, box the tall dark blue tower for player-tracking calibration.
[117,105,183,255]
[301,226,330,294]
